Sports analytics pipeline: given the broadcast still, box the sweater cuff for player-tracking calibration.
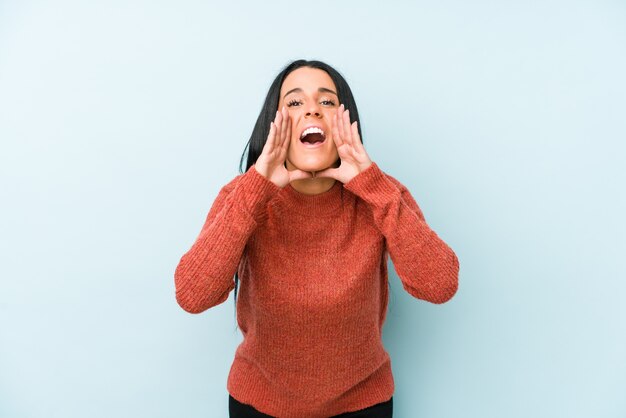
[233,165,282,222]
[343,162,401,205]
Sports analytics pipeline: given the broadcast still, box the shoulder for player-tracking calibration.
[225,172,244,189]
[383,172,403,189]
[218,170,246,194]
[379,169,415,197]
[369,163,405,191]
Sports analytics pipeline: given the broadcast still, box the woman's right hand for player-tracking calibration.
[253,106,313,188]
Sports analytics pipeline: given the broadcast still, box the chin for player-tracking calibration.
[290,156,335,173]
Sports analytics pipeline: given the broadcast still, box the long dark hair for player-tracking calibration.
[232,59,365,324]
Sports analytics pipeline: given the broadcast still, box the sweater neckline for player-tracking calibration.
[279,180,344,217]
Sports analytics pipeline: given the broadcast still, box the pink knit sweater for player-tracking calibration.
[174,161,459,418]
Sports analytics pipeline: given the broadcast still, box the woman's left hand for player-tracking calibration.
[314,104,373,184]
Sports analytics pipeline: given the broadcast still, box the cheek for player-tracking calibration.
[290,120,298,141]
[323,108,334,118]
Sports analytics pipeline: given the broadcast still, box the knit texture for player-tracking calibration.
[174,162,459,418]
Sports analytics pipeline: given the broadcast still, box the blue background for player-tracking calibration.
[1,1,624,417]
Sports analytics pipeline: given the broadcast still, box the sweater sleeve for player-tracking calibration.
[343,162,459,304]
[174,165,282,313]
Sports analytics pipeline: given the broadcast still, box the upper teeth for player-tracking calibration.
[301,127,325,139]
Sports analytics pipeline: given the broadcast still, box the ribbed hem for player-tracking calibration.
[227,354,394,418]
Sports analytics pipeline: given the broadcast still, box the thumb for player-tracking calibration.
[314,167,339,180]
[289,169,314,182]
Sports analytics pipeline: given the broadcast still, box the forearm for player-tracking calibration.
[174,165,281,313]
[345,162,459,304]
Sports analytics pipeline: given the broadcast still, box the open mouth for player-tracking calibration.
[300,126,326,146]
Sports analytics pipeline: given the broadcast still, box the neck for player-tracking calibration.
[286,158,340,195]
[289,176,337,195]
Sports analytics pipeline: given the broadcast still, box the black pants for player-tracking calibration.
[229,394,393,418]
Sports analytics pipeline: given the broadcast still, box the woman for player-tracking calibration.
[174,59,460,418]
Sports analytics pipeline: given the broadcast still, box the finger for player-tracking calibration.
[351,121,365,153]
[281,106,290,147]
[332,111,344,148]
[280,114,291,155]
[343,108,353,145]
[284,113,292,152]
[275,109,283,139]
[289,169,313,182]
[281,106,291,149]
[336,105,346,143]
[314,167,339,180]
[265,121,276,150]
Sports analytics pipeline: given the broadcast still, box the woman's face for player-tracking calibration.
[277,67,340,173]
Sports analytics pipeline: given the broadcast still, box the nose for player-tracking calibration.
[304,102,322,118]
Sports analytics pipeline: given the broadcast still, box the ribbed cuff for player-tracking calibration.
[232,165,282,223]
[343,162,401,205]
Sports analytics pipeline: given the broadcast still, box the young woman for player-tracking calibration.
[174,59,460,418]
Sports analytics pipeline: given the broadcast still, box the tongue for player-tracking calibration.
[302,133,324,144]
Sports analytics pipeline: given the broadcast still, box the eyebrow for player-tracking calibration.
[283,87,338,99]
